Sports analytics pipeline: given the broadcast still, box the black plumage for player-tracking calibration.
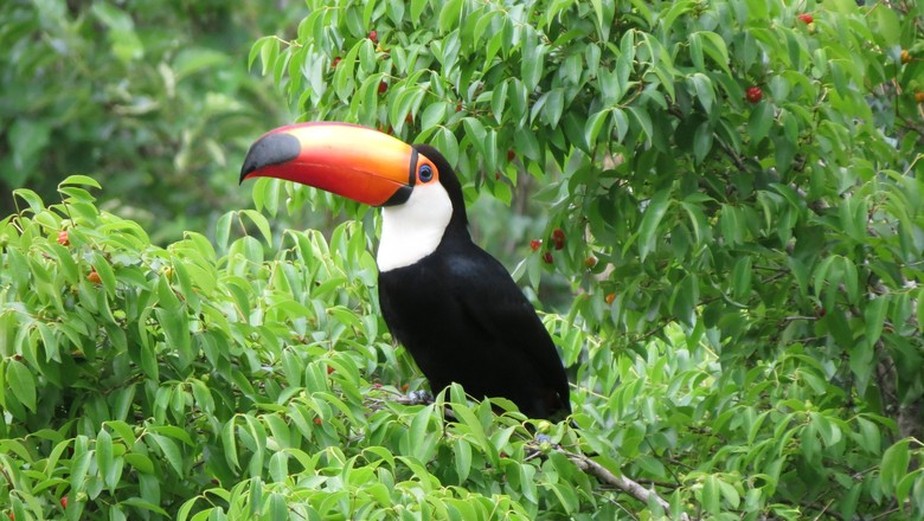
[377,146,570,420]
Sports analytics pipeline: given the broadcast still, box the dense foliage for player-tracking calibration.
[0,0,297,242]
[1,0,923,520]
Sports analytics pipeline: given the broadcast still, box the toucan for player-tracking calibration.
[240,122,571,420]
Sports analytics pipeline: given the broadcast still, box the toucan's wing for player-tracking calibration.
[444,248,571,417]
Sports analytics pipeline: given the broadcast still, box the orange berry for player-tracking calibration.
[915,91,924,104]
[584,256,598,268]
[87,270,102,284]
[604,293,616,305]
[900,49,911,64]
[60,496,68,508]
[57,230,69,246]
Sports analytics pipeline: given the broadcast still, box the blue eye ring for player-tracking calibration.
[418,164,434,182]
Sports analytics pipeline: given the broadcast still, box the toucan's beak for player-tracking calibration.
[240,122,423,207]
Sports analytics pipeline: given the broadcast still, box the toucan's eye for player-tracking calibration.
[418,164,434,182]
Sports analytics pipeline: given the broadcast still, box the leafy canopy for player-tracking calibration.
[1,0,923,520]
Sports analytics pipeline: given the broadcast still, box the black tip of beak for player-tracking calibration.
[239,132,301,184]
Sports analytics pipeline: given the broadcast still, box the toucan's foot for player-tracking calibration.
[405,390,433,405]
[394,389,433,406]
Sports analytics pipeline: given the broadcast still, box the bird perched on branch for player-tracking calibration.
[241,122,570,420]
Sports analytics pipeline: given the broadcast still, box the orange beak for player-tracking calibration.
[240,122,427,206]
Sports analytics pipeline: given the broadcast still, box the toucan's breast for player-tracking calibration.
[377,181,454,272]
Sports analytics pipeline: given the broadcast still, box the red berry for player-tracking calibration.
[378,81,388,94]
[746,86,763,104]
[331,57,341,68]
[372,382,382,389]
[313,417,322,425]
[530,239,542,251]
[542,252,554,265]
[87,270,102,285]
[507,149,515,161]
[60,496,68,509]
[551,228,566,250]
[57,230,69,246]
[797,13,813,24]
[368,30,378,43]
[327,366,335,375]
[604,293,616,305]
[455,102,463,112]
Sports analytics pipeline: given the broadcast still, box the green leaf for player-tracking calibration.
[689,73,714,113]
[638,188,672,261]
[490,81,508,124]
[748,101,774,143]
[12,188,45,214]
[222,419,240,471]
[585,109,610,147]
[871,6,900,47]
[150,433,184,476]
[880,439,910,495]
[696,31,731,73]
[693,122,713,164]
[420,101,448,131]
[855,416,881,454]
[702,475,720,513]
[433,127,460,167]
[731,256,753,300]
[718,479,741,508]
[454,438,472,483]
[918,287,924,334]
[864,296,888,345]
[125,453,155,474]
[96,428,114,489]
[627,106,653,147]
[91,251,117,298]
[438,0,463,32]
[71,448,93,493]
[59,174,102,190]
[6,359,36,411]
[241,209,273,245]
[521,37,546,91]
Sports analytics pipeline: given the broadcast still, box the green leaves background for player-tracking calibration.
[2,0,923,519]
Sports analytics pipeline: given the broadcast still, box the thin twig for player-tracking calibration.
[559,449,692,521]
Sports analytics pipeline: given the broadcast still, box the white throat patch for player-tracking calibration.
[377,182,453,272]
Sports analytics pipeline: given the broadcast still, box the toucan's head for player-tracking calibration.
[240,122,468,270]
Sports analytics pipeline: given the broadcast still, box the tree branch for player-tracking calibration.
[559,449,692,521]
